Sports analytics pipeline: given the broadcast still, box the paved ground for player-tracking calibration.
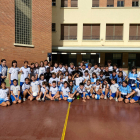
[0,99,140,140]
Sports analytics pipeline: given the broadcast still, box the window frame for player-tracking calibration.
[15,0,32,45]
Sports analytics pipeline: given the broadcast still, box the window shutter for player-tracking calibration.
[115,24,123,40]
[83,24,91,40]
[61,24,69,40]
[61,0,68,7]
[92,24,100,40]
[71,0,78,7]
[107,0,114,6]
[69,24,77,40]
[129,24,137,40]
[92,0,99,7]
[106,24,114,40]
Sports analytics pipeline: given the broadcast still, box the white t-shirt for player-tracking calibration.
[83,75,90,83]
[50,86,59,95]
[61,87,70,96]
[108,66,113,72]
[9,67,20,80]
[22,83,30,92]
[75,77,84,86]
[102,84,110,92]
[31,81,39,93]
[81,68,86,76]
[85,84,92,93]
[49,77,59,86]
[38,67,46,78]
[135,88,140,97]
[68,67,75,74]
[0,88,9,101]
[93,84,101,92]
[39,79,46,87]
[41,86,49,94]
[93,67,100,76]
[137,72,140,83]
[54,67,59,73]
[86,68,94,77]
[76,87,86,94]
[10,85,20,95]
[110,83,119,93]
[20,67,31,82]
[58,67,65,73]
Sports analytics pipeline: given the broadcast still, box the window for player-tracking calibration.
[52,23,56,32]
[71,0,78,7]
[117,0,124,7]
[107,0,114,7]
[92,0,99,7]
[15,0,32,45]
[129,24,140,40]
[83,24,100,40]
[52,0,56,6]
[106,24,123,40]
[61,0,68,7]
[61,24,77,40]
[132,0,139,7]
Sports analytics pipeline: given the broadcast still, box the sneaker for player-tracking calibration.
[104,95,107,100]
[77,95,80,99]
[23,98,26,102]
[115,97,118,102]
[42,98,45,101]
[37,98,41,101]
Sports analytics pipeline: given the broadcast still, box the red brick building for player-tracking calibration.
[0,0,52,67]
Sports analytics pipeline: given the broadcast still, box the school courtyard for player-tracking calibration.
[0,99,140,140]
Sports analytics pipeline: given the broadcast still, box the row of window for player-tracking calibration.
[52,0,139,7]
[52,23,140,40]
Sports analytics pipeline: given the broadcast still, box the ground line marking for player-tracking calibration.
[61,102,71,140]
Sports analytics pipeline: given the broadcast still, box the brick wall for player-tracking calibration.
[0,0,52,67]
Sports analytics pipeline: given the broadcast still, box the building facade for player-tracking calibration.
[0,0,52,67]
[52,0,140,72]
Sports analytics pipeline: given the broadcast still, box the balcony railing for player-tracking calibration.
[106,36,123,40]
[83,36,100,40]
[129,36,140,40]
[61,36,77,40]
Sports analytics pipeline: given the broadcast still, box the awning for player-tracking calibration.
[52,47,140,52]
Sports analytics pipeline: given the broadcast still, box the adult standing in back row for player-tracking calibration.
[0,59,8,85]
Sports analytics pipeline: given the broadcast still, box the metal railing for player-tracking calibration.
[61,36,77,40]
[129,36,140,40]
[83,36,100,40]
[106,36,123,40]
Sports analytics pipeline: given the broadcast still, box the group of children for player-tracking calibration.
[0,59,140,107]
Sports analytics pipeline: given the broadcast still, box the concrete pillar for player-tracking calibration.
[122,52,128,68]
[77,54,82,65]
[100,52,105,65]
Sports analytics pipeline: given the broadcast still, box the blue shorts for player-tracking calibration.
[10,95,21,102]
[60,95,68,99]
[111,93,116,98]
[137,83,140,88]
[81,93,89,98]
[51,94,55,97]
[0,99,9,104]
[103,91,110,96]
[20,82,24,86]
[128,84,136,90]
[121,95,130,100]
[87,92,91,96]
[132,96,140,101]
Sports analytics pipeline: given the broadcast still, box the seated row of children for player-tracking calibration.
[1,73,140,106]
